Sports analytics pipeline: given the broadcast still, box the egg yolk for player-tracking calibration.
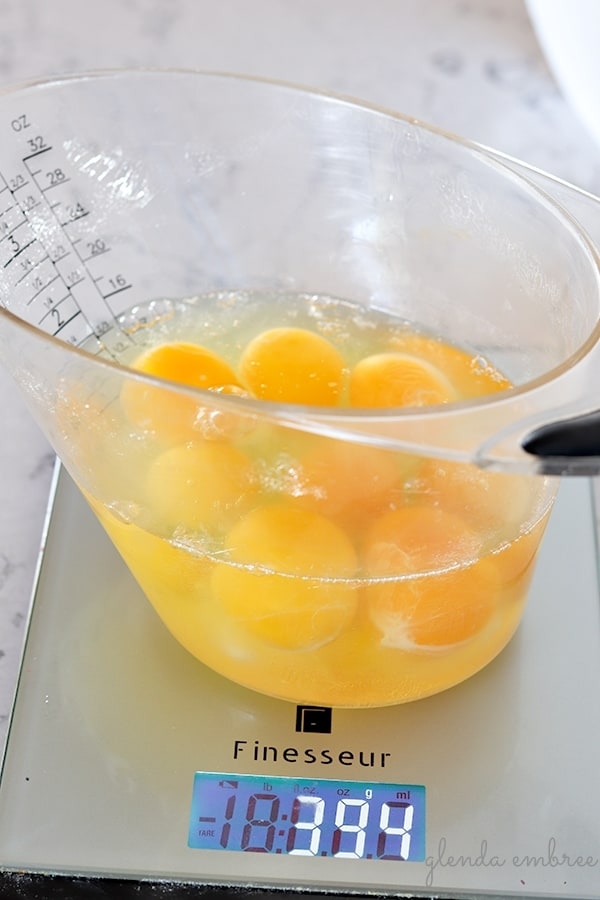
[239,327,347,406]
[212,505,358,650]
[363,506,498,649]
[388,332,511,398]
[145,441,256,534]
[349,352,456,408]
[293,438,414,536]
[120,341,243,444]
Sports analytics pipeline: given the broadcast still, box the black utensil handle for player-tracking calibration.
[523,409,600,458]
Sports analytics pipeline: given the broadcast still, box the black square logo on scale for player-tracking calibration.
[295,705,332,734]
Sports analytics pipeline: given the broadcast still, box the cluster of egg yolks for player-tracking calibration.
[121,329,467,430]
[239,327,347,406]
[118,328,516,654]
[212,505,359,650]
[363,507,498,650]
[120,341,243,444]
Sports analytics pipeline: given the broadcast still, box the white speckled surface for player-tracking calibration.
[0,0,599,737]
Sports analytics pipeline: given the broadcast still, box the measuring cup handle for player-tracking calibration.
[475,146,600,474]
[480,145,600,250]
[523,410,600,463]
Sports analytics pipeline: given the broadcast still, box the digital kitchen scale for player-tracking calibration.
[0,465,598,899]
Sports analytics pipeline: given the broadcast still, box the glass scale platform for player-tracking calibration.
[0,466,598,899]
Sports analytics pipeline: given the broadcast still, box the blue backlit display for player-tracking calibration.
[189,772,425,861]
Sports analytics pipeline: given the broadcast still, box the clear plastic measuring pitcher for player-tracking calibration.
[0,70,599,707]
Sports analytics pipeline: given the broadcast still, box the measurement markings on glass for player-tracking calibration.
[15,252,51,287]
[1,219,36,266]
[0,115,137,357]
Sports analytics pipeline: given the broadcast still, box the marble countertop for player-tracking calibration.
[1,0,599,738]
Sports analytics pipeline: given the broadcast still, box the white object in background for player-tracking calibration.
[526,0,600,149]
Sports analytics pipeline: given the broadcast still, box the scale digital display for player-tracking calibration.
[189,772,426,861]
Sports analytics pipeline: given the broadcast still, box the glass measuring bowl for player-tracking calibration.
[0,70,598,707]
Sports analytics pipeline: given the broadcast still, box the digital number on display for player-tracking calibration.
[188,772,425,861]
